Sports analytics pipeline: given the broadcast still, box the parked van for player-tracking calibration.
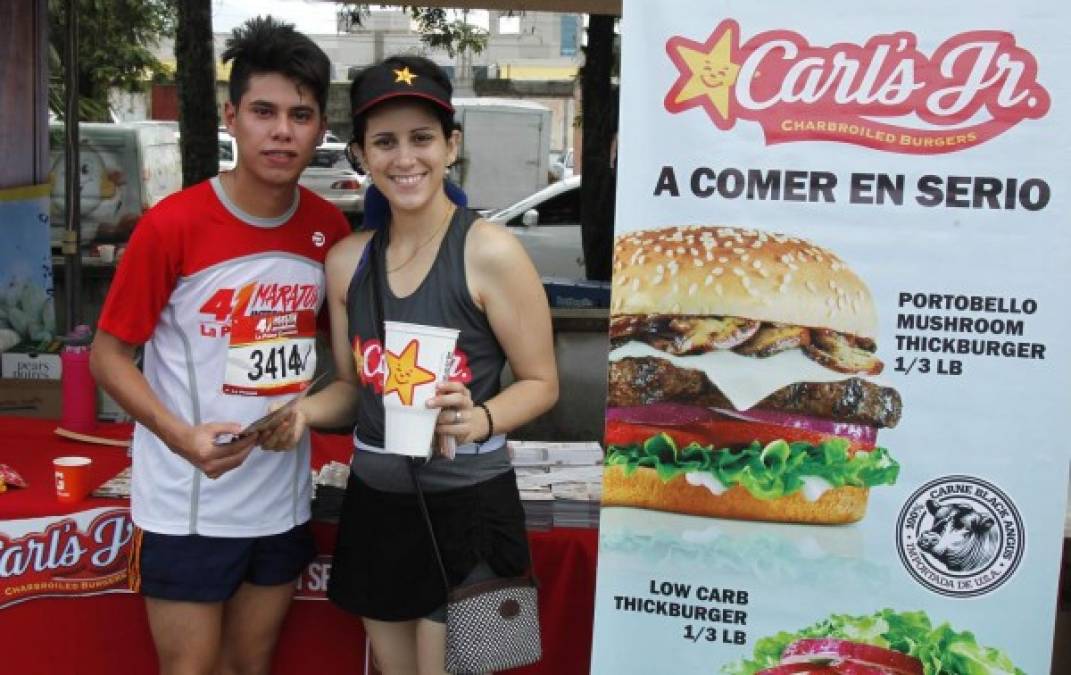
[49,121,182,246]
[451,98,552,211]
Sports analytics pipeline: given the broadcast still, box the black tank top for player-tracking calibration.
[345,207,511,491]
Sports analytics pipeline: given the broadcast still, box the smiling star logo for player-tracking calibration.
[393,66,418,86]
[384,339,436,406]
[664,19,741,129]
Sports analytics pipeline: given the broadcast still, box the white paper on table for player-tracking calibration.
[514,465,604,490]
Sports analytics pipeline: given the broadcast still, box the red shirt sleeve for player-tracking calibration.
[97,209,180,345]
[316,212,353,336]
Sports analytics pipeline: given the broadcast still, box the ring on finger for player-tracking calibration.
[453,409,463,424]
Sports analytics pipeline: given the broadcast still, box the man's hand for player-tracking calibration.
[170,422,259,479]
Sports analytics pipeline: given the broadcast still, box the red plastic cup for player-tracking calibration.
[53,456,92,503]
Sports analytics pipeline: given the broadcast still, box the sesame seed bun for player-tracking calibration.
[602,465,869,524]
[611,226,878,339]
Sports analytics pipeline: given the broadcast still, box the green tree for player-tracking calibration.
[336,5,489,58]
[48,0,176,121]
[405,7,488,58]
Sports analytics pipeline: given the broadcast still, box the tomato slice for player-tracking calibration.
[757,665,839,675]
[832,662,904,675]
[781,639,923,675]
[604,418,876,453]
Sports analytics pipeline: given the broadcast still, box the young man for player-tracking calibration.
[90,17,350,675]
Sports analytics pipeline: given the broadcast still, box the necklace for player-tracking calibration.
[386,206,455,274]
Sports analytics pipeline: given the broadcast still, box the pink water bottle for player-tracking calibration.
[61,325,97,432]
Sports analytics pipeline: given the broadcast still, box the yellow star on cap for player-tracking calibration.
[384,339,437,406]
[665,21,740,127]
[393,67,418,86]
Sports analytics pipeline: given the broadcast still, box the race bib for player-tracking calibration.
[223,310,317,396]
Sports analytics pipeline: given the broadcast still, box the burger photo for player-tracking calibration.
[724,608,1024,674]
[603,226,902,524]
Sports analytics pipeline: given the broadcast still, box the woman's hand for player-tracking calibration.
[428,380,485,451]
[257,401,309,451]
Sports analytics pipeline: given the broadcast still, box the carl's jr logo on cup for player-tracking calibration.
[384,339,438,407]
[382,322,460,457]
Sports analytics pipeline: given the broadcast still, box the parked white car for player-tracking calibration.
[484,175,584,279]
[217,132,365,224]
[218,132,237,172]
[549,148,575,182]
[299,144,367,225]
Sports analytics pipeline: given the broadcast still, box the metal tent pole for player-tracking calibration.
[62,0,81,331]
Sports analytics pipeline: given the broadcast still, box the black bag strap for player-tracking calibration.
[366,229,453,592]
[407,460,454,594]
[366,230,385,344]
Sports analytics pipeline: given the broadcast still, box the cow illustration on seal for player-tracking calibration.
[917,499,999,573]
[896,475,1024,598]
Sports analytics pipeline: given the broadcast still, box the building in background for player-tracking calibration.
[144,8,581,157]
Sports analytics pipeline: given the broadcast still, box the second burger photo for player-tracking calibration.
[603,225,903,525]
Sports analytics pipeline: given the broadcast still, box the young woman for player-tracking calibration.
[261,55,558,674]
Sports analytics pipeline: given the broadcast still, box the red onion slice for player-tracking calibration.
[605,403,720,426]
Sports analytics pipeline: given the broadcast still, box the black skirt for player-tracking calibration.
[327,468,530,621]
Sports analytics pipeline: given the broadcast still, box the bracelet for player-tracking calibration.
[475,402,494,444]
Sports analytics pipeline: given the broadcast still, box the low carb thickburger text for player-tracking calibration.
[612,579,750,646]
[613,579,749,623]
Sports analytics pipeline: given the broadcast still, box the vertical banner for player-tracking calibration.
[0,184,55,344]
[592,2,1070,674]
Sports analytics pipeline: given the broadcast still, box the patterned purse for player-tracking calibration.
[407,461,543,674]
[444,574,542,673]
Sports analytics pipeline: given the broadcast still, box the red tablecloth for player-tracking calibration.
[0,417,597,675]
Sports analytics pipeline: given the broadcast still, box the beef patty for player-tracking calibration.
[608,356,901,428]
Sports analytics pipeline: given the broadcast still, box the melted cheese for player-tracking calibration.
[610,342,878,411]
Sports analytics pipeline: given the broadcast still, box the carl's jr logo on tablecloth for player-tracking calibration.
[0,509,132,608]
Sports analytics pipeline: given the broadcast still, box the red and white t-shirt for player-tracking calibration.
[98,178,350,536]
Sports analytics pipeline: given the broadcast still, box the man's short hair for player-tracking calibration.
[221,16,331,115]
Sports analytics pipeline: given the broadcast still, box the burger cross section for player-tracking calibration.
[604,226,903,525]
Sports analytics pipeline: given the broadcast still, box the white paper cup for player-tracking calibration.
[383,321,459,457]
[98,244,116,263]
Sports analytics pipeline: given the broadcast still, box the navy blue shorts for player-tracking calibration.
[129,523,316,603]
